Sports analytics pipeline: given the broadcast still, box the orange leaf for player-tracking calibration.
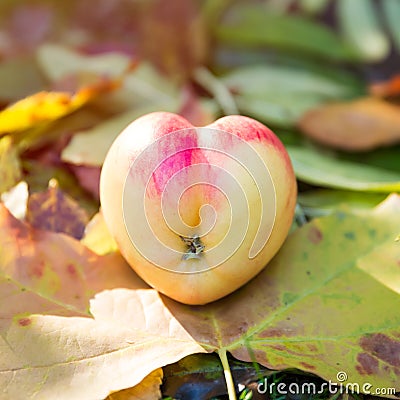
[369,74,400,97]
[298,97,400,151]
[0,203,145,326]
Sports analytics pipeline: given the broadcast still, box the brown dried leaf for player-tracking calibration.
[26,179,89,239]
[298,97,400,151]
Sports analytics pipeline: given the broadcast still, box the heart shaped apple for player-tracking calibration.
[100,112,297,304]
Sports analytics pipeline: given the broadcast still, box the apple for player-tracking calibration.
[100,112,297,304]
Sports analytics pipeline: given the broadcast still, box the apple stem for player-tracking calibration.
[218,348,238,400]
[180,235,205,260]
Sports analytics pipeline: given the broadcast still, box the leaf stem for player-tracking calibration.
[193,67,239,115]
[295,203,308,227]
[218,348,237,400]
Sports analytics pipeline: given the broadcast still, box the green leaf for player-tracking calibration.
[287,145,400,192]
[298,0,331,14]
[235,94,322,128]
[222,65,361,99]
[221,65,364,127]
[216,5,354,60]
[336,0,390,62]
[298,189,387,217]
[382,0,400,55]
[341,144,400,174]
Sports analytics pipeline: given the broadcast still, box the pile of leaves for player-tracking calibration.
[0,0,400,399]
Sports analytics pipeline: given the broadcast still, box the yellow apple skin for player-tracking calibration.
[100,112,297,305]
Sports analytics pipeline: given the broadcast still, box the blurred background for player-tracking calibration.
[0,0,399,222]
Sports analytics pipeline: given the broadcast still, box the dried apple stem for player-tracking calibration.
[218,349,237,400]
[180,235,205,260]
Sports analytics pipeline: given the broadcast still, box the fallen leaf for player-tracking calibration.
[0,85,117,136]
[336,0,390,62]
[382,0,400,53]
[0,289,205,400]
[0,203,144,324]
[99,62,180,113]
[298,189,386,218]
[298,0,331,14]
[221,64,363,128]
[0,312,202,400]
[26,179,89,239]
[0,135,21,194]
[36,43,135,83]
[61,111,141,167]
[81,211,118,255]
[216,4,354,61]
[369,74,400,98]
[60,62,181,168]
[2,196,400,397]
[298,97,400,151]
[106,369,163,400]
[0,196,180,400]
[222,65,362,100]
[0,56,46,102]
[90,195,400,394]
[287,145,400,192]
[1,181,29,219]
[61,106,175,167]
[16,104,110,153]
[23,159,99,217]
